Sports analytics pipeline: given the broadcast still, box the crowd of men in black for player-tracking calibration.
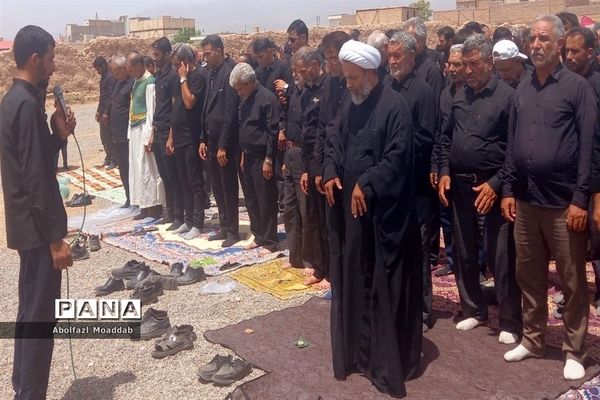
[54,11,600,397]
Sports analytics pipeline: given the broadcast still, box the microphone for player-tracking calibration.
[52,85,73,135]
[52,85,69,116]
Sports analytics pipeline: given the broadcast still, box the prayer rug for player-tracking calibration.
[431,262,600,363]
[230,258,318,300]
[205,297,600,400]
[58,165,122,193]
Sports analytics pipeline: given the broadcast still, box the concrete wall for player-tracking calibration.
[129,16,195,39]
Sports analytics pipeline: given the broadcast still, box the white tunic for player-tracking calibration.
[127,72,165,208]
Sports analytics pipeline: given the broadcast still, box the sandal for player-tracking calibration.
[154,324,194,344]
[151,325,197,359]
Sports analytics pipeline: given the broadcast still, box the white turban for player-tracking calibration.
[338,40,381,70]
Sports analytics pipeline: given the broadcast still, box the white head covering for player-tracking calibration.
[338,40,381,70]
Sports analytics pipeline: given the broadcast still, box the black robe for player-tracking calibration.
[323,82,423,398]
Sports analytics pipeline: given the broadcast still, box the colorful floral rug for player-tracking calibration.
[431,263,600,363]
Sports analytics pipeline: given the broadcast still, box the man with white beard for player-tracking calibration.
[323,39,423,398]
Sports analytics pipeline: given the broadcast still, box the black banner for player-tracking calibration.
[0,322,141,339]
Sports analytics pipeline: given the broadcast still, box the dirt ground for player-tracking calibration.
[0,103,312,400]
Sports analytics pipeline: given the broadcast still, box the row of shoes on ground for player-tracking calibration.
[151,324,197,359]
[198,354,253,386]
[65,192,93,207]
[70,234,102,261]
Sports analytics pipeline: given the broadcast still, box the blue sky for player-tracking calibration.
[0,0,456,40]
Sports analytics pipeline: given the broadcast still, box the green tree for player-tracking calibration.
[172,27,200,43]
[409,0,433,21]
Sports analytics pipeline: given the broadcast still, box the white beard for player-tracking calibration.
[350,80,375,105]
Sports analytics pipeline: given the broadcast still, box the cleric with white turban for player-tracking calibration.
[338,39,381,70]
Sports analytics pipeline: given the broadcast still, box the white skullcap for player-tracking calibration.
[338,40,381,70]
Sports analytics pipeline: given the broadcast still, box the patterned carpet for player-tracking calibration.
[431,263,600,363]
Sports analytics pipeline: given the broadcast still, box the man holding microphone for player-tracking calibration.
[0,25,76,399]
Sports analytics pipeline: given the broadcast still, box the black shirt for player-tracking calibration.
[503,64,597,209]
[311,76,350,177]
[153,64,178,135]
[201,61,239,151]
[0,79,67,250]
[415,49,444,100]
[301,73,328,173]
[98,70,116,115]
[255,59,290,94]
[431,83,462,173]
[107,78,134,143]
[585,67,600,194]
[238,84,280,158]
[284,83,303,144]
[171,66,205,147]
[385,71,436,194]
[440,76,513,194]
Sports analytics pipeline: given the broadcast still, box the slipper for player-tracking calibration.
[151,325,197,359]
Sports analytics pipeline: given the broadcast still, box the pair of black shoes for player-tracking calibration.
[66,193,93,207]
[139,308,171,340]
[70,235,90,261]
[198,355,252,386]
[170,262,206,286]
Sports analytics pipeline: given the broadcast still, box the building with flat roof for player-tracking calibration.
[128,16,195,39]
[65,16,127,43]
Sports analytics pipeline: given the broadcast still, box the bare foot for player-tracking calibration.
[282,262,301,269]
[244,241,259,250]
[304,267,315,276]
[304,275,323,286]
[316,278,331,290]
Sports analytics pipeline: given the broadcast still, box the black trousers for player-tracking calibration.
[414,190,438,325]
[54,141,68,170]
[207,146,239,237]
[153,134,184,221]
[440,204,454,266]
[113,141,130,204]
[242,152,278,249]
[100,122,113,163]
[13,246,61,400]
[451,174,522,334]
[283,147,309,266]
[175,143,206,229]
[306,188,330,279]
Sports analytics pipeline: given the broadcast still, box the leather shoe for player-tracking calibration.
[211,358,252,385]
[125,268,158,289]
[111,260,148,280]
[131,281,163,305]
[94,277,125,296]
[176,265,206,286]
[71,237,90,261]
[198,354,232,382]
[140,312,171,340]
[169,262,184,278]
[89,234,101,252]
[221,235,240,248]
[67,193,92,207]
[208,231,227,241]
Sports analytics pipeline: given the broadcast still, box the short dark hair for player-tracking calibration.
[93,56,107,68]
[565,26,597,50]
[252,37,276,54]
[321,31,351,52]
[201,34,224,50]
[128,51,144,66]
[152,37,172,54]
[287,19,308,39]
[463,21,484,35]
[453,28,470,45]
[348,29,361,40]
[385,28,399,39]
[143,56,155,67]
[13,25,55,69]
[493,27,513,43]
[437,26,455,41]
[556,12,580,29]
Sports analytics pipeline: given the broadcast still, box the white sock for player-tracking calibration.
[504,344,540,362]
[182,227,201,240]
[498,331,519,344]
[456,318,484,331]
[173,223,190,235]
[564,359,585,380]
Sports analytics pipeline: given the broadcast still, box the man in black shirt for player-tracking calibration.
[438,34,522,342]
[151,37,184,230]
[199,35,241,248]
[0,25,75,399]
[403,17,444,98]
[167,43,207,240]
[105,56,134,207]
[437,25,455,68]
[253,37,290,94]
[502,15,597,380]
[366,30,390,82]
[94,56,116,167]
[386,31,437,332]
[231,63,280,251]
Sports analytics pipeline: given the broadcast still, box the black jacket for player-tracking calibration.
[107,78,134,143]
[201,61,239,151]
